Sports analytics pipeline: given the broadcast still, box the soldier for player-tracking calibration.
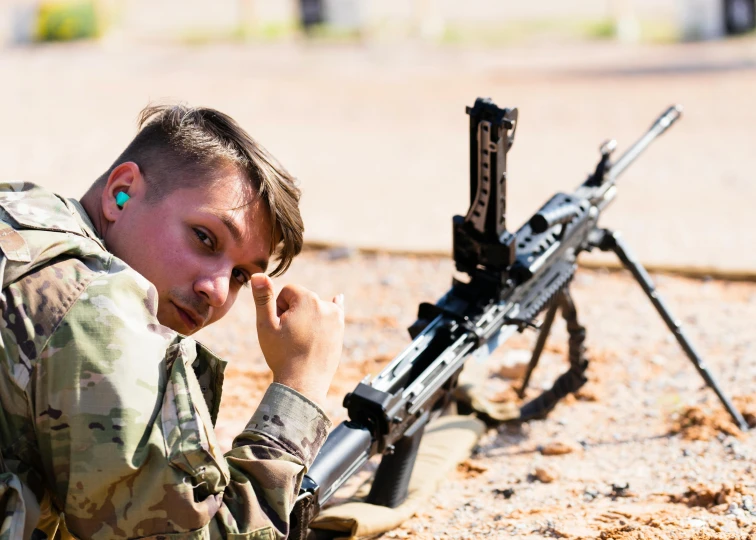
[0,104,344,539]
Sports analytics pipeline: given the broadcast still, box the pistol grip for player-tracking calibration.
[365,422,426,508]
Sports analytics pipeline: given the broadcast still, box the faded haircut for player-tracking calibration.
[100,103,303,276]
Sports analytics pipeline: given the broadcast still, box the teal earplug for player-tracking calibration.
[115,192,130,208]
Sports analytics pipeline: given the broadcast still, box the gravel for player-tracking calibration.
[198,249,756,539]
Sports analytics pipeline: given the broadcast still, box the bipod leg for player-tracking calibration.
[518,297,559,398]
[559,288,590,375]
[594,228,748,431]
[518,287,590,421]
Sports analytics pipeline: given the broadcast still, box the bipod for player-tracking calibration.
[517,286,590,421]
[589,228,748,431]
[514,229,748,431]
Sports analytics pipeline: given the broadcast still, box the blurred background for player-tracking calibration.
[1,0,755,275]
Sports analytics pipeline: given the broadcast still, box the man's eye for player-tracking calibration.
[194,229,214,249]
[232,269,250,287]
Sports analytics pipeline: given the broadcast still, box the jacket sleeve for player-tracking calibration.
[32,268,331,539]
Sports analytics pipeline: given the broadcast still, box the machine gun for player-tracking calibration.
[290,98,748,539]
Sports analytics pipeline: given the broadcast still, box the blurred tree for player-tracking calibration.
[35,0,100,41]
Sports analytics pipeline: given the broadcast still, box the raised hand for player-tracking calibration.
[251,273,344,406]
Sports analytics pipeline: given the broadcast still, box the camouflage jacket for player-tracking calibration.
[0,182,331,539]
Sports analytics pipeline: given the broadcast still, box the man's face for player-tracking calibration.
[108,169,272,335]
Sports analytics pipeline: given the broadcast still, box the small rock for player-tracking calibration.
[724,440,747,460]
[710,503,729,515]
[533,465,559,483]
[584,487,600,501]
[322,246,356,261]
[540,440,577,456]
[380,275,398,286]
[742,495,754,512]
[685,517,707,528]
[726,502,745,518]
[457,459,488,477]
[492,487,515,499]
[611,482,632,497]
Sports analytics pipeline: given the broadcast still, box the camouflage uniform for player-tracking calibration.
[0,182,331,539]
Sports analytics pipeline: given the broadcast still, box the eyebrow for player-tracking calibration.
[214,211,269,273]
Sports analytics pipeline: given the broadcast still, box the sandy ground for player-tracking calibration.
[1,37,756,272]
[195,248,756,539]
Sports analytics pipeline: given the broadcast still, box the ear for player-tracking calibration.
[102,162,143,223]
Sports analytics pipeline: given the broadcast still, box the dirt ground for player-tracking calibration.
[195,248,756,539]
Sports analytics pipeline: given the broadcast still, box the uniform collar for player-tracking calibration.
[65,197,107,251]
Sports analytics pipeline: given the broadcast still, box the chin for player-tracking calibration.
[155,312,182,334]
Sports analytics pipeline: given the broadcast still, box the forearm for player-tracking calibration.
[221,383,331,537]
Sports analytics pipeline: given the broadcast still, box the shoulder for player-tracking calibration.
[0,181,174,369]
[45,258,175,355]
[2,254,174,387]
[3,257,98,367]
[0,182,106,268]
[0,182,83,234]
[43,259,179,377]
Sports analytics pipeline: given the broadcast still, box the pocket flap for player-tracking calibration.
[162,339,230,496]
[0,183,83,235]
[0,222,30,262]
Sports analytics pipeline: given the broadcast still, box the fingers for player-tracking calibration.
[276,297,288,318]
[257,282,345,404]
[251,273,277,328]
[270,283,345,322]
[276,285,305,316]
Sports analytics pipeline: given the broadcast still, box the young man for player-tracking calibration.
[0,104,344,539]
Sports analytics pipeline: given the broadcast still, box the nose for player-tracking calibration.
[194,268,230,309]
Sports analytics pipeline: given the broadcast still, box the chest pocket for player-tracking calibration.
[162,339,231,498]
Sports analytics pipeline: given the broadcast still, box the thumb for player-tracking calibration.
[251,273,277,328]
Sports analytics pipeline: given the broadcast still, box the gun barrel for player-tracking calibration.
[302,422,373,506]
[650,104,683,135]
[607,105,683,182]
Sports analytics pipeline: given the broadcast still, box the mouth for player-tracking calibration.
[172,302,201,333]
